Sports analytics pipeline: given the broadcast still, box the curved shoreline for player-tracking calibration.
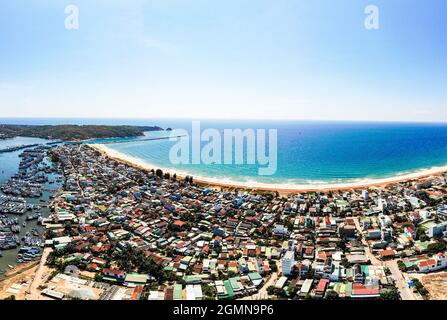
[89,143,447,193]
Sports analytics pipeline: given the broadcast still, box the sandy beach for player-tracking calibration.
[89,143,447,194]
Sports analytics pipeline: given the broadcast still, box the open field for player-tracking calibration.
[421,272,447,300]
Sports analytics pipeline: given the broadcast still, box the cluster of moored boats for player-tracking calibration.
[1,216,44,254]
[0,145,60,266]
[0,229,19,250]
[17,246,42,263]
[1,146,59,198]
[0,143,40,153]
[0,195,31,214]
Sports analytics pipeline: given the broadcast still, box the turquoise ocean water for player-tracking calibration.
[2,118,447,186]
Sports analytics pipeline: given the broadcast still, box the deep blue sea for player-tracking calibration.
[2,118,447,185]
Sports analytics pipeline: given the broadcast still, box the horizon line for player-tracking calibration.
[1,116,447,125]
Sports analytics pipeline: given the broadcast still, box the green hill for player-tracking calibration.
[0,124,164,141]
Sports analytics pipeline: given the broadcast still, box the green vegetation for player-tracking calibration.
[112,244,175,283]
[0,124,164,141]
[325,290,340,300]
[411,278,429,297]
[267,285,285,297]
[268,260,278,272]
[416,227,429,242]
[202,283,217,299]
[397,260,407,272]
[380,286,400,300]
[427,241,446,254]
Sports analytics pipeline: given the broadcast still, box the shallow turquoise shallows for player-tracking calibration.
[96,120,447,185]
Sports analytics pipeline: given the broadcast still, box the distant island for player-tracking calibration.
[0,124,164,141]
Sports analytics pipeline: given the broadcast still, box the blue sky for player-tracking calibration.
[0,0,446,121]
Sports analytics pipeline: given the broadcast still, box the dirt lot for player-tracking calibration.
[0,263,39,300]
[421,272,447,300]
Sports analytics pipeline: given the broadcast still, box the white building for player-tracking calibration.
[186,284,203,300]
[362,190,369,200]
[282,250,295,276]
[417,253,447,273]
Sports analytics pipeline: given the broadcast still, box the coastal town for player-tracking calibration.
[2,143,447,300]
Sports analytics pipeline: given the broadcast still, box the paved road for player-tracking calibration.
[25,247,52,300]
[353,218,416,300]
[240,272,278,300]
[241,260,280,300]
[384,259,418,300]
[353,218,379,262]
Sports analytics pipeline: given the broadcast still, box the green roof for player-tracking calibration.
[229,277,240,290]
[224,280,235,298]
[414,241,430,250]
[345,268,353,278]
[345,282,352,297]
[420,221,437,230]
[173,284,183,300]
[125,273,148,284]
[248,272,262,281]
[361,265,369,277]
[184,275,202,283]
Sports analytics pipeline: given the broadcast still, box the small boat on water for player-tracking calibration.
[8,264,14,269]
[22,221,27,227]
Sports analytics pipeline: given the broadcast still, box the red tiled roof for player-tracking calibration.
[172,220,185,227]
[418,259,436,267]
[380,249,395,257]
[352,283,380,296]
[102,268,125,276]
[316,279,329,293]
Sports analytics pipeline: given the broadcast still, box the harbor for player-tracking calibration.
[0,137,63,280]
[0,143,40,153]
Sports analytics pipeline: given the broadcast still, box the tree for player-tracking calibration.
[380,287,400,300]
[325,290,339,300]
[288,285,298,296]
[94,273,104,282]
[269,260,278,272]
[412,278,429,297]
[202,284,216,299]
[155,169,163,178]
[397,260,407,272]
[427,241,446,254]
[416,227,428,242]
[266,285,285,297]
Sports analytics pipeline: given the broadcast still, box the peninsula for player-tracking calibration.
[0,124,165,141]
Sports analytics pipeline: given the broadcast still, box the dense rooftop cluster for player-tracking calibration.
[38,144,447,300]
